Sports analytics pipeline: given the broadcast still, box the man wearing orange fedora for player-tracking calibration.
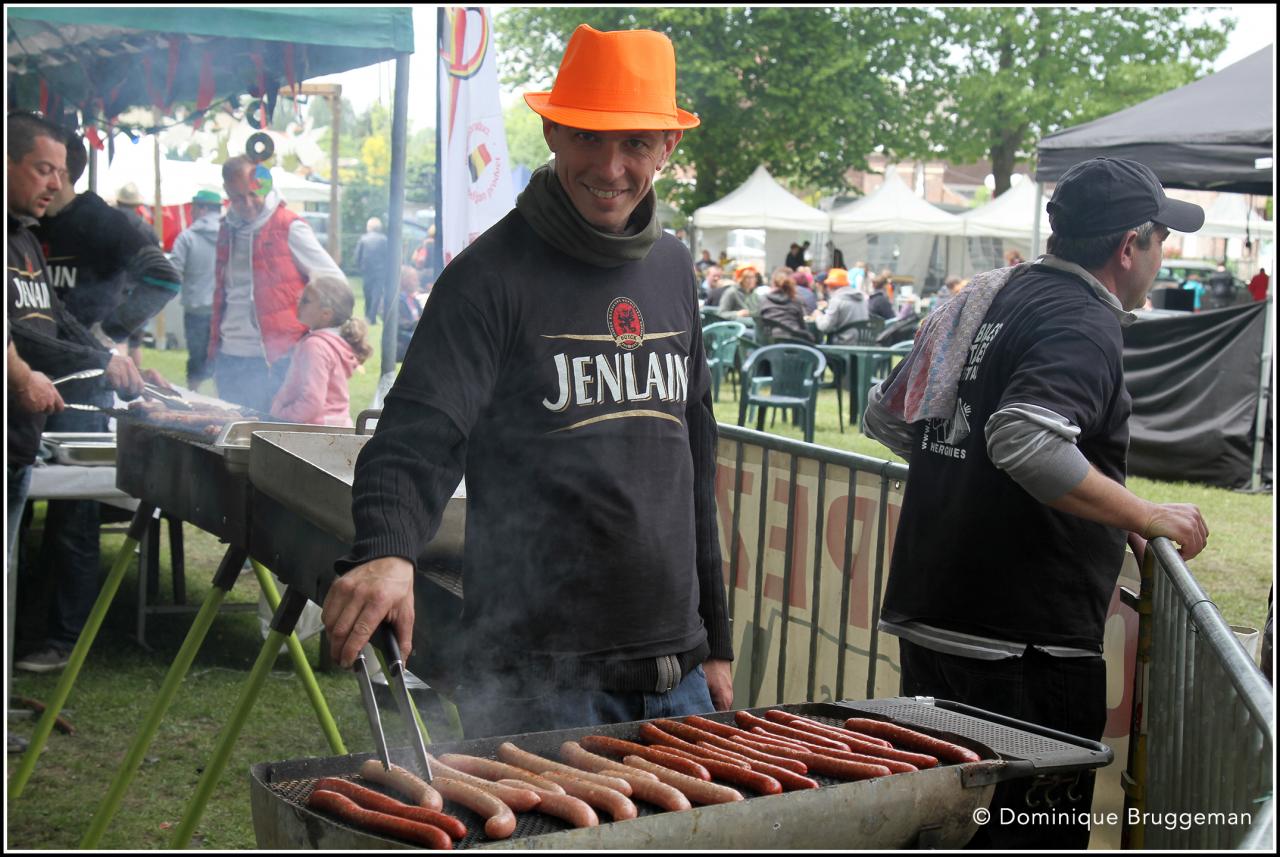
[323,25,733,738]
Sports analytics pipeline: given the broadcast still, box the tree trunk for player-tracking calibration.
[990,134,1019,197]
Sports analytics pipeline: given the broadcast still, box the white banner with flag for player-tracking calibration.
[438,6,515,267]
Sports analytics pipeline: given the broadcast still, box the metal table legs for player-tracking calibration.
[169,586,351,848]
[10,503,154,797]
[78,551,346,848]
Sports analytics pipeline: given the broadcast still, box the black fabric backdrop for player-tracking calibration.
[1123,302,1271,488]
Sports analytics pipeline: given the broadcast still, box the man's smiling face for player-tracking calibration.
[543,121,680,234]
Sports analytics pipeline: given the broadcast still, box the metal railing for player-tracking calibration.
[1130,537,1275,850]
[717,422,1274,850]
[717,423,907,707]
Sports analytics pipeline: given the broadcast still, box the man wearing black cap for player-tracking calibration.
[864,158,1209,848]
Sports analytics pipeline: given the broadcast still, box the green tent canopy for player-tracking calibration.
[7,7,413,123]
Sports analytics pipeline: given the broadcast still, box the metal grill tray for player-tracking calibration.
[40,432,117,466]
[247,700,1090,850]
[838,697,1112,778]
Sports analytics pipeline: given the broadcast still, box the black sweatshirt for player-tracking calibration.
[34,191,180,342]
[339,210,732,689]
[7,215,113,468]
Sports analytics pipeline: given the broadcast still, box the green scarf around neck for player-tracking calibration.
[515,162,661,268]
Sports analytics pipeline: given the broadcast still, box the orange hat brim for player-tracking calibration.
[525,91,700,131]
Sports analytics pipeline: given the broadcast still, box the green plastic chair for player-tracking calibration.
[737,344,827,443]
[702,321,746,402]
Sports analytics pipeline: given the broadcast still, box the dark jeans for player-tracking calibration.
[362,272,386,323]
[213,353,291,414]
[8,464,33,682]
[40,403,112,650]
[452,663,715,740]
[183,311,213,386]
[898,639,1107,850]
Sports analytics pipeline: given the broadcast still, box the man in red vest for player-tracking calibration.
[208,155,344,413]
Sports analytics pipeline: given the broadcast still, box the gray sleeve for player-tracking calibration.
[813,303,841,333]
[986,404,1091,503]
[861,380,914,461]
[288,220,345,281]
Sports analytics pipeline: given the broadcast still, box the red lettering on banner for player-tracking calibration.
[825,495,873,628]
[762,477,809,609]
[714,461,753,591]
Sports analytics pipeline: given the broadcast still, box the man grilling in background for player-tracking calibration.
[7,112,144,680]
[322,25,733,738]
[863,158,1209,848]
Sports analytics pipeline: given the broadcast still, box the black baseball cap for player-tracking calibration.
[1047,158,1204,238]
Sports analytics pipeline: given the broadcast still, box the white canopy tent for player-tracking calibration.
[76,138,332,207]
[829,168,965,292]
[957,180,1051,273]
[691,165,830,272]
[1197,193,1275,241]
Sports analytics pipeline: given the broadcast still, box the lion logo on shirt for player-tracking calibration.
[608,297,645,350]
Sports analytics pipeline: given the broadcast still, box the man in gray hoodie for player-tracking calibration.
[169,190,222,388]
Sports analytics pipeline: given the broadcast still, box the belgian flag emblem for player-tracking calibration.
[468,144,493,182]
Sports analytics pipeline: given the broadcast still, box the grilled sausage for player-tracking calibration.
[730,735,891,781]
[599,767,693,813]
[734,711,850,750]
[438,753,566,794]
[496,742,633,796]
[763,710,893,748]
[313,778,467,839]
[665,749,782,795]
[623,755,744,805]
[653,744,751,769]
[694,741,821,791]
[497,779,598,828]
[749,727,936,770]
[539,771,638,821]
[308,788,453,849]
[425,756,541,811]
[572,735,710,780]
[561,741,660,780]
[433,777,517,840]
[645,721,810,774]
[745,730,919,774]
[358,759,443,810]
[842,718,982,764]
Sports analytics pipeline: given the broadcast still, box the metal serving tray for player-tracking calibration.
[216,421,356,475]
[40,432,117,466]
[247,430,466,561]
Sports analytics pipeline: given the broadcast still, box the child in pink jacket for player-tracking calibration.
[270,275,372,426]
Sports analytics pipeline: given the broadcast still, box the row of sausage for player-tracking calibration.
[303,708,981,848]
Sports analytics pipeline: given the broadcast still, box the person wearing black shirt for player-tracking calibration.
[864,158,1209,849]
[321,25,733,739]
[7,113,145,679]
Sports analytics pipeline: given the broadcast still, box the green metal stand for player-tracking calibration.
[10,504,154,798]
[169,587,308,849]
[250,559,346,755]
[78,546,246,848]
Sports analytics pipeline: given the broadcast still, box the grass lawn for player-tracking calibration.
[6,294,1272,849]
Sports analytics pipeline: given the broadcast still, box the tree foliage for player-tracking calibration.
[495,6,1232,211]
[495,7,935,213]
[924,6,1232,194]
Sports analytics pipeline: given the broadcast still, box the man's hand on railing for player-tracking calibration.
[1141,503,1209,561]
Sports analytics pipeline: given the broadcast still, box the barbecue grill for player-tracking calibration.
[250,699,1110,850]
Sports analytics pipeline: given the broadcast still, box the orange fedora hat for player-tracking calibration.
[524,24,700,131]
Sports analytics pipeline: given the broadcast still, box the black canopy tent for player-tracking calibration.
[1036,46,1273,193]
[1030,45,1275,490]
[6,6,415,378]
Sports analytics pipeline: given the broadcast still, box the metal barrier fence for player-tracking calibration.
[717,423,1274,850]
[1130,538,1275,850]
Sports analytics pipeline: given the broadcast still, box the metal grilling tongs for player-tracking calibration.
[353,624,433,782]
